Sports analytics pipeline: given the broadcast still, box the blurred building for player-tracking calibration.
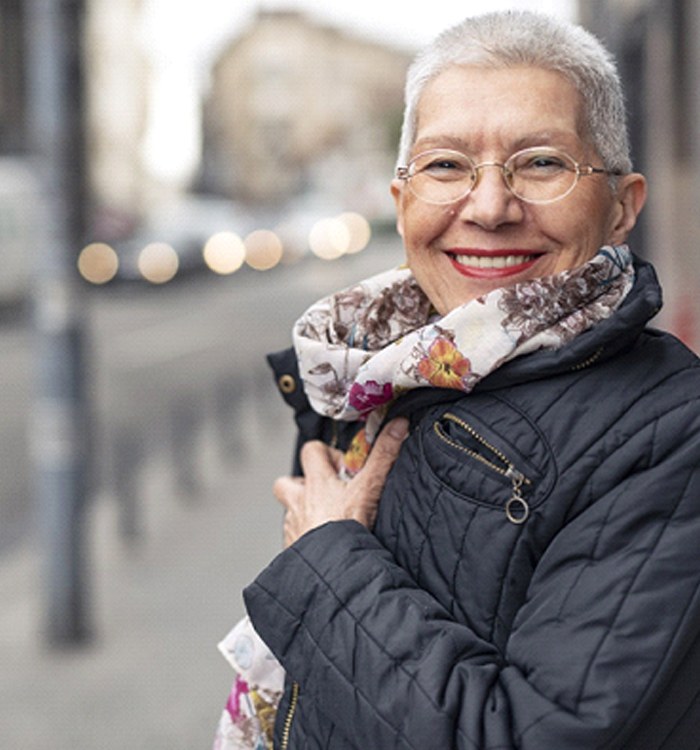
[0,1,34,303]
[578,0,700,351]
[200,10,412,218]
[0,0,26,154]
[84,0,150,240]
[0,0,148,296]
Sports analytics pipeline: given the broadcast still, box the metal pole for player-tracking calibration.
[25,0,92,646]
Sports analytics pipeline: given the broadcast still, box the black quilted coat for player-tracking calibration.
[245,258,700,749]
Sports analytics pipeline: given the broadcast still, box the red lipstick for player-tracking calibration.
[447,249,541,279]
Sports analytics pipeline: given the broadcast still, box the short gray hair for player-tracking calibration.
[397,10,632,174]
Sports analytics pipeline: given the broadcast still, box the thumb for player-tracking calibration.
[355,418,409,489]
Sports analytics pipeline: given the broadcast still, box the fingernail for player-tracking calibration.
[387,418,409,439]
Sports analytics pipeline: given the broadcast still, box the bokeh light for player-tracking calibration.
[244,230,283,271]
[308,212,371,260]
[203,231,246,275]
[309,217,350,260]
[338,212,371,254]
[138,242,179,284]
[77,242,120,284]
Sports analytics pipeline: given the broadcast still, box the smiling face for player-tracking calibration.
[391,65,646,314]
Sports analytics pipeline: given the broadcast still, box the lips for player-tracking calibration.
[447,249,542,278]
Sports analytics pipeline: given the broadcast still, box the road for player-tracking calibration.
[0,235,404,553]
[0,235,405,750]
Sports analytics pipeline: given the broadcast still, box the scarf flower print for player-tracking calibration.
[294,245,635,476]
[213,617,284,750]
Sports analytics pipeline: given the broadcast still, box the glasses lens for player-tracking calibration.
[507,148,578,203]
[407,150,475,204]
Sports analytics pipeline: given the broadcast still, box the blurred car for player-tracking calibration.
[111,195,256,284]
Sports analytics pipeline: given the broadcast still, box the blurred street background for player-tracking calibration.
[0,0,698,748]
[0,240,403,749]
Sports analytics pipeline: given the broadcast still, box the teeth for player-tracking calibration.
[453,254,535,269]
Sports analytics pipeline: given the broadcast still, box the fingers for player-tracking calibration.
[299,440,343,482]
[274,439,344,511]
[346,418,409,523]
[359,418,409,480]
[282,511,296,548]
[328,446,345,475]
[273,475,304,508]
[273,420,410,540]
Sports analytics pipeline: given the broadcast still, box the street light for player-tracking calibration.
[26,0,92,647]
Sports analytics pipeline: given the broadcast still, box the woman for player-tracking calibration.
[240,10,700,749]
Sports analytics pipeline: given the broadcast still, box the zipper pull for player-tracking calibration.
[505,467,530,524]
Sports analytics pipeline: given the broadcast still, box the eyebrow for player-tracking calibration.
[412,131,581,154]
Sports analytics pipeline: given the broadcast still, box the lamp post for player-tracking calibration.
[25,0,92,646]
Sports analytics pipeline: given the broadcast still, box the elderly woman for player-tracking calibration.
[237,10,700,750]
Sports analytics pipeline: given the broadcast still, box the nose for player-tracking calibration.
[455,162,523,229]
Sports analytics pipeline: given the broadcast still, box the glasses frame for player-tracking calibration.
[395,146,622,206]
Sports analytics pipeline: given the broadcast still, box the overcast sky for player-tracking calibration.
[139,0,577,182]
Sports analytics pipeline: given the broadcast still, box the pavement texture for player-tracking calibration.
[0,390,291,750]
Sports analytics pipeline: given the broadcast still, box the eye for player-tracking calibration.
[412,151,471,180]
[426,157,460,170]
[533,156,564,169]
[513,150,571,175]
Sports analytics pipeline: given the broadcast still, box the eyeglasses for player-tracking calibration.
[395,147,622,206]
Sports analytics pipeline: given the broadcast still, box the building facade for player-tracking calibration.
[578,0,700,350]
[84,0,151,240]
[0,0,26,155]
[201,11,412,218]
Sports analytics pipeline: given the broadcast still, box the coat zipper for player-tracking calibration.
[280,681,299,750]
[434,413,531,524]
[571,346,604,371]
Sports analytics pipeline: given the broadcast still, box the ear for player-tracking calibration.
[390,179,405,238]
[607,173,647,245]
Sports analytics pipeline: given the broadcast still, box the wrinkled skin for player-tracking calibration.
[274,418,409,546]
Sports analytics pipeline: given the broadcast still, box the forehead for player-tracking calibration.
[414,65,587,152]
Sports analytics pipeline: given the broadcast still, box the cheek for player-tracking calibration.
[570,191,616,242]
[401,201,453,246]
[542,193,615,254]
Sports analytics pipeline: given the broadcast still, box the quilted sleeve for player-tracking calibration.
[244,399,700,749]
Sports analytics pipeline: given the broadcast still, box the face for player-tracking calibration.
[391,65,646,314]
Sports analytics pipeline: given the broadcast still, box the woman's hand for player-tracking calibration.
[273,418,409,547]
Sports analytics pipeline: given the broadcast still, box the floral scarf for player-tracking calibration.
[294,245,635,476]
[213,245,635,750]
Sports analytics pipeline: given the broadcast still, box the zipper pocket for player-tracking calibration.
[280,681,299,750]
[434,413,531,524]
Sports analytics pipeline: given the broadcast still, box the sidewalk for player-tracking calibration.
[0,391,292,750]
[0,237,406,750]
